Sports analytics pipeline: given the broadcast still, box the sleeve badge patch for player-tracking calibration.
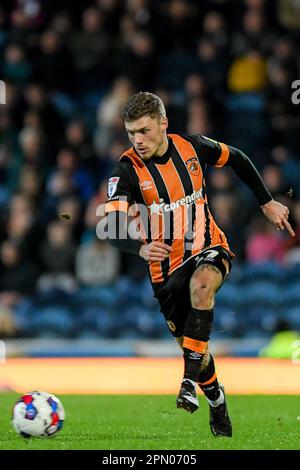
[108,176,120,198]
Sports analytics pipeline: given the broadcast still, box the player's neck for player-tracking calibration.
[155,134,169,157]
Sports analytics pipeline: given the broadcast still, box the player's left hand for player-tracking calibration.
[261,199,295,237]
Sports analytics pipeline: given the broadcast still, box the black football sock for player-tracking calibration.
[198,353,224,405]
[182,308,213,382]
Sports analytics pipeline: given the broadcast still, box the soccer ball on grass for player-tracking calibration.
[12,391,65,437]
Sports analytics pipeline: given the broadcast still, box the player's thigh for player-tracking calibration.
[156,288,190,337]
[153,264,193,337]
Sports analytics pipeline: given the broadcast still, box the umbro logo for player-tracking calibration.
[140,180,153,190]
[189,351,203,360]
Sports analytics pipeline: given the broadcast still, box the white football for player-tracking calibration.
[12,391,65,437]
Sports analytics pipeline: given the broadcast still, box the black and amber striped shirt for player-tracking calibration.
[106,133,272,283]
[106,133,235,283]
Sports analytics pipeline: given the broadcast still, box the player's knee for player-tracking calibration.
[192,289,215,309]
[189,274,215,309]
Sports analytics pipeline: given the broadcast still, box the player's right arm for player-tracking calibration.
[105,161,171,261]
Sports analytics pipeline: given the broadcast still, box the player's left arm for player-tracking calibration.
[191,134,295,237]
[222,144,295,237]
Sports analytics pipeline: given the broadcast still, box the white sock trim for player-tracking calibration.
[183,378,197,389]
[207,388,224,407]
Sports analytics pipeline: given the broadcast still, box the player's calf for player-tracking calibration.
[182,308,213,382]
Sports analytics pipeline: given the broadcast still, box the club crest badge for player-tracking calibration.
[186,157,200,176]
[108,176,120,198]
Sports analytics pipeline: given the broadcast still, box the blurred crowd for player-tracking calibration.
[0,0,299,338]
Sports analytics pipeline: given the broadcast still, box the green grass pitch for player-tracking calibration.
[0,394,299,450]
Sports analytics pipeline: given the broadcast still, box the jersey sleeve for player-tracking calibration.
[105,160,145,256]
[225,145,272,205]
[105,160,136,214]
[190,134,272,205]
[190,134,230,168]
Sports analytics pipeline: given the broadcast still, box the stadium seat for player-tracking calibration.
[285,306,300,330]
[240,262,283,284]
[280,283,300,308]
[76,306,115,338]
[31,306,74,337]
[238,281,280,309]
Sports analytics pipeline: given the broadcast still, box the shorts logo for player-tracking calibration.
[186,157,200,176]
[108,177,120,198]
[167,320,176,332]
[195,249,219,266]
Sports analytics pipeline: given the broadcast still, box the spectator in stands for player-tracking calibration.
[37,220,77,292]
[0,239,39,303]
[95,77,134,156]
[76,237,120,286]
[161,0,199,53]
[277,0,300,31]
[23,83,64,151]
[202,10,228,54]
[55,148,95,203]
[5,193,41,260]
[194,39,227,102]
[210,192,245,260]
[81,181,108,244]
[3,43,31,87]
[271,146,300,199]
[18,165,43,203]
[69,6,112,90]
[262,164,290,200]
[65,119,95,168]
[228,50,268,94]
[114,31,157,89]
[231,9,275,56]
[246,216,285,264]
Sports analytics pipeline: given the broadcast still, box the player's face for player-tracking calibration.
[125,115,168,160]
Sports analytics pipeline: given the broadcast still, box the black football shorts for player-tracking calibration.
[152,245,233,337]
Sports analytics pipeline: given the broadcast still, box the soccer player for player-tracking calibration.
[105,92,294,437]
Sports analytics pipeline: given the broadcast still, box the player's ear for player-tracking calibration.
[161,116,168,132]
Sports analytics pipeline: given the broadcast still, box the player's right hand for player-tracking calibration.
[139,241,172,262]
